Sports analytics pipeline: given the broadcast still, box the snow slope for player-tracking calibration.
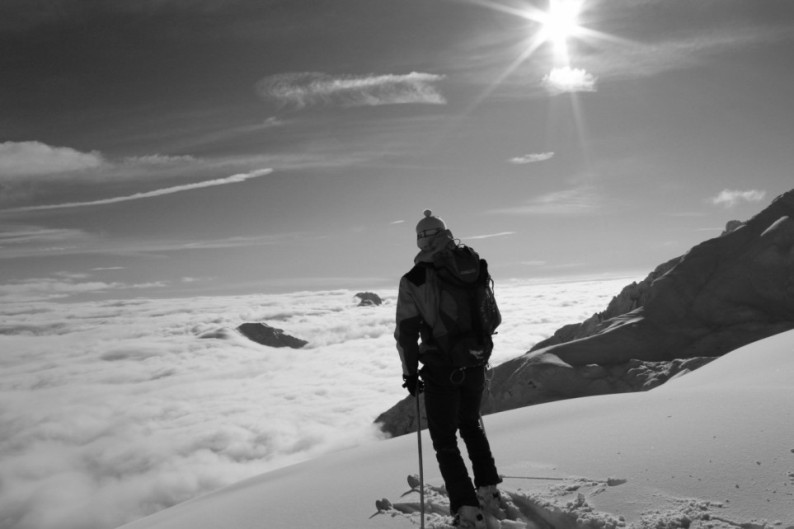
[120,330,794,529]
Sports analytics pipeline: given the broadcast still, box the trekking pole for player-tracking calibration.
[499,474,567,481]
[415,392,425,529]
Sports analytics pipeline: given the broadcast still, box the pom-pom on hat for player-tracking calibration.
[415,209,447,239]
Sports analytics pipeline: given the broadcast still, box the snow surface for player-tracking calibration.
[120,329,794,529]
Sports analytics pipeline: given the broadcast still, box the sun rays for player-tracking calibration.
[457,0,598,105]
[533,0,585,66]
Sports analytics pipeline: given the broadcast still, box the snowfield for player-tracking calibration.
[120,329,794,529]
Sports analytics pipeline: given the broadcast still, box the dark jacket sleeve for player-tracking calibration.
[394,266,425,376]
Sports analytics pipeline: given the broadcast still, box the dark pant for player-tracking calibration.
[421,364,501,515]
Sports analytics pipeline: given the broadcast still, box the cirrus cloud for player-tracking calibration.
[256,71,447,109]
[3,168,273,213]
[490,186,602,216]
[509,152,555,165]
[121,154,199,166]
[709,189,767,208]
[0,141,105,179]
[464,231,516,240]
[0,276,166,303]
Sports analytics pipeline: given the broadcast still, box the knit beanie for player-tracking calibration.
[415,209,447,238]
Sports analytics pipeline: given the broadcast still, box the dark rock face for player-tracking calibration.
[375,356,714,437]
[529,257,679,351]
[355,292,383,306]
[236,323,308,349]
[376,189,794,437]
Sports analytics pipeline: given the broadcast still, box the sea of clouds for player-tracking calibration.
[0,276,639,529]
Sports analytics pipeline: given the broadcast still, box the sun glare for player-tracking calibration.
[542,1,580,41]
[458,0,614,110]
[537,0,583,64]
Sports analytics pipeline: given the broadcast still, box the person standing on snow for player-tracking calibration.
[394,210,502,529]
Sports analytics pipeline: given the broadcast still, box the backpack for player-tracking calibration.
[429,244,502,368]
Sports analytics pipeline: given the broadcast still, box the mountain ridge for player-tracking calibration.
[377,188,794,437]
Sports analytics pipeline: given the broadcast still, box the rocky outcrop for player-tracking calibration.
[236,323,308,349]
[376,188,794,437]
[355,292,383,306]
[375,356,714,437]
[530,256,679,351]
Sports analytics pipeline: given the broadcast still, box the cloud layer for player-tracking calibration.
[0,277,636,529]
[256,72,447,109]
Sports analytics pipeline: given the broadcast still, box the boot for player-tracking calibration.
[452,505,486,529]
[476,484,504,517]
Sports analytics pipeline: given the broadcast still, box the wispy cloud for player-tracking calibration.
[709,189,766,208]
[3,168,273,212]
[0,141,277,188]
[0,141,104,179]
[0,224,306,261]
[465,231,516,240]
[490,187,602,216]
[166,118,287,152]
[542,67,597,94]
[509,152,555,165]
[256,72,447,109]
[121,154,199,165]
[0,276,165,302]
[0,141,212,186]
[176,233,292,250]
[0,226,90,246]
[582,23,794,83]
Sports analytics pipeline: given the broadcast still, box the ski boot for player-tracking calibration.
[477,484,505,528]
[452,505,486,529]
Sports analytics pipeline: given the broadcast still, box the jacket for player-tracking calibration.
[394,231,455,376]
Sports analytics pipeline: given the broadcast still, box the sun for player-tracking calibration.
[540,1,581,42]
[536,0,584,64]
[463,0,591,69]
[455,0,616,107]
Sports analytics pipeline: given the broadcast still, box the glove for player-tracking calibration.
[402,373,424,397]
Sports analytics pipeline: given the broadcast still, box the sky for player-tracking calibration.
[2,0,794,299]
[0,277,638,529]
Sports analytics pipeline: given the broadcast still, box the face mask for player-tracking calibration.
[416,228,441,250]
